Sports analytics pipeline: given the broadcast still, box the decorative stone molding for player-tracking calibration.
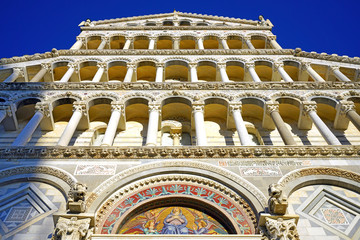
[1,146,360,160]
[265,217,299,240]
[52,217,93,240]
[67,183,88,213]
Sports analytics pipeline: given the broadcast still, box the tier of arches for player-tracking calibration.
[122,18,240,27]
[1,92,360,147]
[2,58,359,83]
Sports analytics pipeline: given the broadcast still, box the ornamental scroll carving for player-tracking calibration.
[52,217,93,240]
[265,217,299,240]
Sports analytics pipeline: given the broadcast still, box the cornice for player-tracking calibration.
[80,25,271,31]
[0,146,359,159]
[297,50,360,64]
[0,82,359,91]
[90,12,259,26]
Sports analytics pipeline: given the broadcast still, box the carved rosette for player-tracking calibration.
[265,217,299,240]
[52,217,92,240]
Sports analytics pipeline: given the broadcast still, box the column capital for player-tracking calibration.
[101,36,109,41]
[217,62,227,69]
[301,62,311,70]
[273,62,284,70]
[40,63,52,72]
[265,217,299,240]
[155,62,165,68]
[245,62,255,69]
[302,101,317,114]
[189,62,198,68]
[97,62,108,70]
[68,62,79,72]
[125,36,134,41]
[229,103,242,113]
[196,36,204,40]
[265,102,280,114]
[73,101,87,114]
[243,36,252,41]
[13,67,25,77]
[192,103,205,113]
[148,103,161,112]
[111,101,123,112]
[52,217,92,239]
[76,36,85,42]
[330,65,340,72]
[126,63,136,69]
[35,102,51,117]
[172,36,181,41]
[339,100,355,114]
[219,36,228,41]
[149,36,157,41]
[267,35,277,41]
[0,104,12,117]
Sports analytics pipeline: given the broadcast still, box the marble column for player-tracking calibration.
[123,37,133,50]
[146,104,161,146]
[193,104,207,146]
[57,102,86,146]
[101,103,122,146]
[220,37,229,49]
[197,37,204,49]
[266,102,297,145]
[268,36,282,49]
[244,37,255,50]
[230,104,252,145]
[331,66,351,82]
[60,63,77,83]
[155,63,164,82]
[92,63,107,82]
[275,63,293,82]
[303,102,341,145]
[123,63,135,82]
[12,103,49,146]
[30,63,51,82]
[218,63,230,82]
[189,63,198,82]
[70,37,85,50]
[97,36,108,50]
[303,63,326,82]
[246,63,262,82]
[148,37,157,50]
[340,101,360,131]
[173,36,180,50]
[3,68,24,83]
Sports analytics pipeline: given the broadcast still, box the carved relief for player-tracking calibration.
[67,183,88,213]
[265,217,299,240]
[52,217,92,240]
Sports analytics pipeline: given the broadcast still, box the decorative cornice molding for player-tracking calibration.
[0,82,359,91]
[0,146,360,159]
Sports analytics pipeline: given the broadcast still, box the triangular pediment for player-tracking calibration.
[80,11,260,28]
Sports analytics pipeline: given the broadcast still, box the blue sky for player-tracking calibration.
[1,0,359,58]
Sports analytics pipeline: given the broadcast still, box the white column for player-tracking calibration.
[123,37,133,50]
[155,63,164,82]
[173,37,180,49]
[12,103,49,146]
[70,37,84,50]
[244,37,255,50]
[57,102,85,146]
[303,63,325,82]
[3,68,24,83]
[146,104,161,146]
[189,63,198,82]
[30,63,51,82]
[123,63,135,82]
[303,102,341,145]
[148,37,156,50]
[331,66,351,82]
[92,63,107,82]
[60,63,77,83]
[268,36,282,49]
[197,37,204,49]
[218,63,230,82]
[97,36,108,50]
[101,103,122,146]
[246,63,262,82]
[275,63,293,82]
[220,37,229,49]
[230,104,252,145]
[193,104,207,146]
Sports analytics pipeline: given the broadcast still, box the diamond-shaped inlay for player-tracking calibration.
[320,208,349,225]
[5,207,32,222]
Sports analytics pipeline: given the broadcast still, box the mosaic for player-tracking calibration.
[75,164,116,175]
[239,166,282,177]
[100,183,254,234]
[320,208,349,225]
[118,206,228,235]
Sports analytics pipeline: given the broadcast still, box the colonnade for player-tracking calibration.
[3,60,355,83]
[4,98,360,147]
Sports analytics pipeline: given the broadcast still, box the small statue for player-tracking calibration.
[268,183,288,215]
[67,183,88,213]
[79,19,94,27]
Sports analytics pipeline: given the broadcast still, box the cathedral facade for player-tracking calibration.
[0,12,360,240]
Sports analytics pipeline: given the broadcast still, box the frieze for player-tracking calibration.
[0,82,359,91]
[1,146,360,159]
